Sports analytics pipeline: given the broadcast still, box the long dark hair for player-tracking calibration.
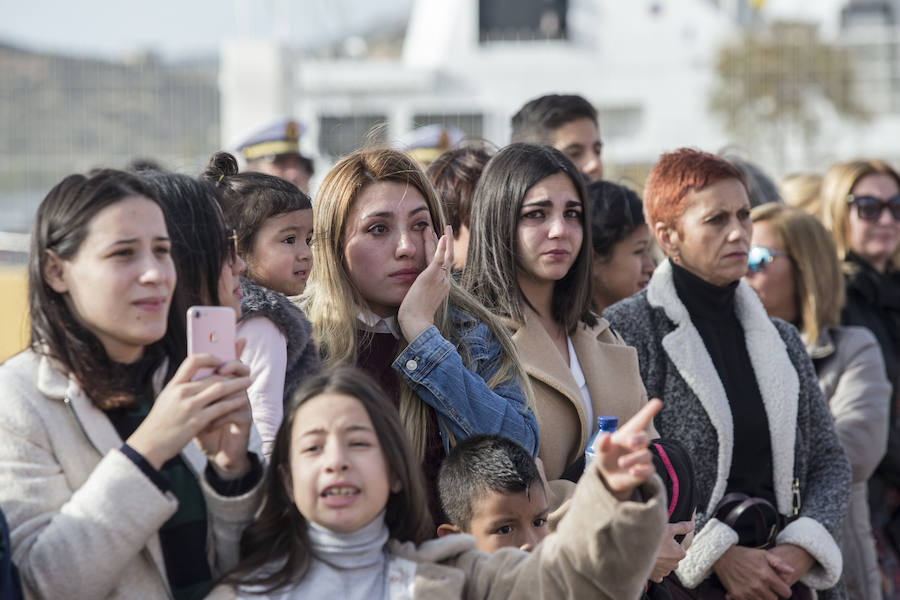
[28,169,175,409]
[139,171,232,363]
[222,367,433,594]
[463,143,595,332]
[202,151,312,259]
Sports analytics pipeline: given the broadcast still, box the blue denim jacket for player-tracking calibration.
[391,309,539,457]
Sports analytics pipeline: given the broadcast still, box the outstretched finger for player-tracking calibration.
[618,398,662,436]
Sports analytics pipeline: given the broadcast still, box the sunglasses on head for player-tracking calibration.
[747,246,788,273]
[224,229,239,263]
[847,194,900,222]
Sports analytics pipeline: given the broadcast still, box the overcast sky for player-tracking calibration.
[0,0,412,59]
[0,0,846,60]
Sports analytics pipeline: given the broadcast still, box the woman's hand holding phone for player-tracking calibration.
[193,339,254,480]
[126,341,252,474]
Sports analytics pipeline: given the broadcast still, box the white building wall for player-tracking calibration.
[220,0,745,177]
[220,40,295,149]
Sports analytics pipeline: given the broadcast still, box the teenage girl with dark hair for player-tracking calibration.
[463,143,688,583]
[0,169,262,599]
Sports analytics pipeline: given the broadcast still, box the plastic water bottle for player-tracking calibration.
[584,415,619,471]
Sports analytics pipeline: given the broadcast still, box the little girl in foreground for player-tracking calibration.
[209,368,668,600]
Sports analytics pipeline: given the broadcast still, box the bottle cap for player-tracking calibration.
[596,415,618,431]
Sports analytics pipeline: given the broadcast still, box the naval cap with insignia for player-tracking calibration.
[400,124,465,165]
[236,117,306,161]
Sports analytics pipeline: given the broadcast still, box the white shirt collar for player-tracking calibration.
[357,308,401,340]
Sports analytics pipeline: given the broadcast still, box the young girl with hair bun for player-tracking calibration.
[210,368,668,599]
[203,151,320,458]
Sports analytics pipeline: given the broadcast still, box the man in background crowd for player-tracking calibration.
[511,94,603,182]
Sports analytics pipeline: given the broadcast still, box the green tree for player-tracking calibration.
[710,21,869,165]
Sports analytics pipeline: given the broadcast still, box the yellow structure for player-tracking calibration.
[0,266,29,362]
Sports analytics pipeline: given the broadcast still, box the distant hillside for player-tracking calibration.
[0,42,219,229]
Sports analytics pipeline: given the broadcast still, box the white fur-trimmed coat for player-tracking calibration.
[604,260,851,597]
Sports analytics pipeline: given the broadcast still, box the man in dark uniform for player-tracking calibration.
[236,117,314,192]
[401,124,465,168]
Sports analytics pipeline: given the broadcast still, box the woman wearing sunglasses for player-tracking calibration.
[746,204,891,599]
[604,148,849,600]
[821,159,900,590]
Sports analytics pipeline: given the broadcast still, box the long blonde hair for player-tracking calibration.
[302,147,534,458]
[821,159,900,269]
[750,203,844,344]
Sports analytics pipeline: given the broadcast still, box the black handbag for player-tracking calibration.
[713,492,788,549]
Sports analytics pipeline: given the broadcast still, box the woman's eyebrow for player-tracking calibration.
[521,199,552,209]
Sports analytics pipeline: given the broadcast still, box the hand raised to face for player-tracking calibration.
[398,224,454,342]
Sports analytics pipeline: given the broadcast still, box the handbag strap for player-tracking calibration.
[715,493,780,548]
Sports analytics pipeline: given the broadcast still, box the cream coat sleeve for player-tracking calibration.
[453,470,668,600]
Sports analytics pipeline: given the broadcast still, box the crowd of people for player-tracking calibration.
[0,91,897,599]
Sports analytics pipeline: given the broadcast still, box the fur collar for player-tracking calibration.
[646,260,799,514]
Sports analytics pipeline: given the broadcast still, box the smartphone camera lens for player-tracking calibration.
[194,311,201,318]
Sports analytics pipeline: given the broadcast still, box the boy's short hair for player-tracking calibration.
[438,435,543,531]
[510,94,598,145]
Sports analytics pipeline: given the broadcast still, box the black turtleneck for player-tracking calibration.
[671,262,775,506]
[843,251,900,387]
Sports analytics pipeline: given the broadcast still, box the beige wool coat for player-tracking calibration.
[0,349,264,599]
[508,306,653,485]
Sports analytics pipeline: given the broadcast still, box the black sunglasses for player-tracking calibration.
[847,194,900,222]
[224,229,239,263]
[747,246,789,273]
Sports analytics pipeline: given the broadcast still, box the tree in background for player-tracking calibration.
[710,21,869,168]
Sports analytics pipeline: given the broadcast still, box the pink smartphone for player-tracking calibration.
[187,306,236,379]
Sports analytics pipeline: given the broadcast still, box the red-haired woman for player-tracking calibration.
[604,148,850,599]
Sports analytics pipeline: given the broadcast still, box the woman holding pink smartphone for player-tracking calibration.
[0,169,263,599]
